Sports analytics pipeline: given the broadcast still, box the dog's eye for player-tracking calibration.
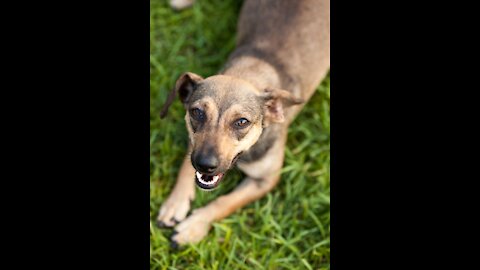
[190,108,205,121]
[233,118,250,128]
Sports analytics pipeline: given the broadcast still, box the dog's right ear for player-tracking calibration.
[160,72,204,118]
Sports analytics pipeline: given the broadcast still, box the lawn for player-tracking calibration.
[150,0,330,269]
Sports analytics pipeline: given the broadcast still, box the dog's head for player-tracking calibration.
[160,72,303,190]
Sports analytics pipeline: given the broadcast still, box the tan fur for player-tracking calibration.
[237,131,287,179]
[186,97,263,170]
[185,97,218,147]
[223,104,264,158]
[159,0,330,245]
[157,153,196,227]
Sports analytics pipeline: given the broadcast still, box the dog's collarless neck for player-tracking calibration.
[238,125,279,163]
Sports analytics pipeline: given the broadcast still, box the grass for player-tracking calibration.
[150,0,330,269]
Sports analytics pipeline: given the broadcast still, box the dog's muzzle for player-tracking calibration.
[193,151,243,190]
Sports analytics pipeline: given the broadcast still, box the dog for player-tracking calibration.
[157,0,330,247]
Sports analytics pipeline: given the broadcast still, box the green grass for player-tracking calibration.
[150,0,330,269]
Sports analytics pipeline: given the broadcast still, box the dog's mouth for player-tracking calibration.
[193,152,243,190]
[195,171,225,190]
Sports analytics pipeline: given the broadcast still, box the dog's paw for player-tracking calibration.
[157,192,193,228]
[170,0,195,11]
[171,208,212,245]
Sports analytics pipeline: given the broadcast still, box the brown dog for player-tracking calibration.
[157,0,330,246]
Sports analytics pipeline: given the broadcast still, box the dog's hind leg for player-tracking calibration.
[171,135,286,245]
[156,153,196,228]
[170,0,196,10]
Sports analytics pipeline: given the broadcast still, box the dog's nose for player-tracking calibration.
[195,155,219,173]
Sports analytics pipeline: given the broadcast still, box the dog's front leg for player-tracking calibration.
[157,153,196,228]
[171,175,281,246]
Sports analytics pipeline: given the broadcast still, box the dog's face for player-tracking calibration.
[160,72,303,190]
[185,75,264,189]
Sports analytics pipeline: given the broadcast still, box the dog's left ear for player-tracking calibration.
[261,88,304,125]
[160,72,204,118]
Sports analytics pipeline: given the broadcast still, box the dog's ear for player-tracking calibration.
[261,88,304,125]
[160,72,204,118]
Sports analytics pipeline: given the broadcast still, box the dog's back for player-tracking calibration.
[225,0,330,119]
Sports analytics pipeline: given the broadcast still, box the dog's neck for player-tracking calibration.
[220,54,282,91]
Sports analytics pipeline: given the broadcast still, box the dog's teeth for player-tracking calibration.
[196,171,209,185]
[195,171,222,187]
